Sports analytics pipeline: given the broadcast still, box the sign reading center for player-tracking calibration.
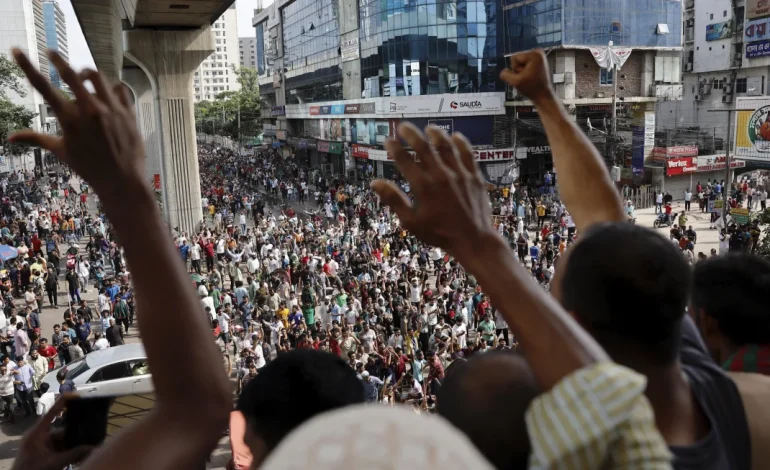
[365,147,517,162]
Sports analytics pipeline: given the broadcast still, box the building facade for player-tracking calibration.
[240,37,257,69]
[0,0,49,132]
[194,5,241,103]
[42,0,69,90]
[254,0,683,185]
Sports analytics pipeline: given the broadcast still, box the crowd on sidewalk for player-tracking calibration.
[2,47,770,470]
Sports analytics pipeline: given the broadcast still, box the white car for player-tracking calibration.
[43,344,153,397]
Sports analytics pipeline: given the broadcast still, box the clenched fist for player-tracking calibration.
[500,49,554,104]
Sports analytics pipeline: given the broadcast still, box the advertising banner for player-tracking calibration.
[341,38,360,62]
[351,144,372,158]
[309,106,320,115]
[367,147,517,162]
[665,157,698,176]
[319,105,331,115]
[344,104,360,114]
[330,104,345,115]
[379,94,504,115]
[732,207,751,224]
[632,126,645,176]
[317,141,330,153]
[744,18,770,43]
[271,105,286,117]
[747,0,770,20]
[275,130,287,140]
[706,21,733,41]
[734,98,770,162]
[427,119,454,134]
[359,102,376,114]
[651,145,699,163]
[746,39,770,58]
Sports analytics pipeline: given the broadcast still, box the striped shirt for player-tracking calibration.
[526,362,672,470]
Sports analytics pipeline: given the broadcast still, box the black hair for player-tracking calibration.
[692,253,770,346]
[39,382,50,393]
[561,222,691,365]
[237,349,364,453]
[437,352,538,470]
[56,369,67,382]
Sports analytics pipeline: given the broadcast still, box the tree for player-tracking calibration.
[0,54,37,155]
[194,66,262,143]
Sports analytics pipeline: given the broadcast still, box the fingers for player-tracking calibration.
[47,50,98,112]
[370,180,413,221]
[451,133,480,177]
[397,122,443,171]
[12,49,66,112]
[425,126,464,175]
[114,83,133,110]
[80,69,118,110]
[384,138,422,186]
[8,131,65,156]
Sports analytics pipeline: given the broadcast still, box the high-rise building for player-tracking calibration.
[42,0,69,90]
[254,0,682,183]
[0,0,48,132]
[239,37,257,69]
[194,4,240,102]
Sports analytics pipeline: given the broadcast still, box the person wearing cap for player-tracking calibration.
[359,370,384,403]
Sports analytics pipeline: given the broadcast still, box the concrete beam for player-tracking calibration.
[71,0,123,81]
[124,27,214,233]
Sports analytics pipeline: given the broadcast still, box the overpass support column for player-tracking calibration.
[123,27,214,234]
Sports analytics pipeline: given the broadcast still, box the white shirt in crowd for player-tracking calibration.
[452,322,467,349]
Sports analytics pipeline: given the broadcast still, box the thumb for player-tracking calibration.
[9,131,64,155]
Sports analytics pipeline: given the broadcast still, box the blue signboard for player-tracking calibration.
[319,105,331,115]
[706,20,733,41]
[631,126,645,176]
[330,104,345,115]
[746,39,770,58]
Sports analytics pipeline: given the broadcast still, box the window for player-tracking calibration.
[600,68,614,85]
[736,77,748,93]
[88,362,131,383]
[723,10,727,17]
[709,13,713,20]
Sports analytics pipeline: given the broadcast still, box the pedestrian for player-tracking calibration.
[12,357,35,417]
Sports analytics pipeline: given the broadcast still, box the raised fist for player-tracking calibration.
[500,49,554,104]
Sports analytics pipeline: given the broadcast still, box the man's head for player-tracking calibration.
[237,350,364,466]
[691,253,770,364]
[56,369,67,384]
[437,352,538,470]
[559,223,691,366]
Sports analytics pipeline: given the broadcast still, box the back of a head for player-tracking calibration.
[237,349,364,453]
[262,404,495,470]
[561,222,691,365]
[692,253,770,347]
[437,352,538,470]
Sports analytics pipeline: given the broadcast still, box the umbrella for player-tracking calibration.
[0,245,18,261]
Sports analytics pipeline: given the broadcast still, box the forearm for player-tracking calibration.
[462,233,608,389]
[534,94,625,229]
[102,181,230,409]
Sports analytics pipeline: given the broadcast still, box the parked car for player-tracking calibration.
[43,344,153,396]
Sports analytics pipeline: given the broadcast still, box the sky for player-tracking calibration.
[61,0,268,72]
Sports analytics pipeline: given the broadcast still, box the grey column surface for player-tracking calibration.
[71,0,123,82]
[123,27,214,234]
[121,68,162,183]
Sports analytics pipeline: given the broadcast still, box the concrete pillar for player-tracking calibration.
[70,0,123,82]
[123,27,214,234]
[641,51,655,97]
[121,67,162,183]
[553,50,576,101]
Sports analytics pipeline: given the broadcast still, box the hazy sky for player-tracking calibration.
[61,0,269,72]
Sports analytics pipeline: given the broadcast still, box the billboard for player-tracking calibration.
[734,97,770,162]
[746,40,770,58]
[706,21,733,41]
[747,0,770,20]
[744,17,770,43]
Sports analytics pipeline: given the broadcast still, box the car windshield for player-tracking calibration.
[63,359,90,380]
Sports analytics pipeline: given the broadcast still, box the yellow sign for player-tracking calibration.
[731,207,750,224]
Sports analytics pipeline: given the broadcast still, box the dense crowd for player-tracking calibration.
[1,47,769,470]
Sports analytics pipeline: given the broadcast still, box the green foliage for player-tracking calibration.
[755,209,770,261]
[0,54,37,155]
[194,66,262,143]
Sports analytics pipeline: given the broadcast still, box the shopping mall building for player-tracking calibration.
[253,0,683,186]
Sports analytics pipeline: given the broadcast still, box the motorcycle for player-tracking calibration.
[653,213,673,229]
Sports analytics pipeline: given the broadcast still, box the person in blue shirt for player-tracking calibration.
[12,357,36,417]
[106,281,120,302]
[529,244,540,265]
[179,241,190,263]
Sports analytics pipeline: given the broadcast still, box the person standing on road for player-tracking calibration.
[0,363,15,423]
[684,188,692,211]
[105,318,125,347]
[113,295,130,335]
[12,357,35,417]
[65,266,81,303]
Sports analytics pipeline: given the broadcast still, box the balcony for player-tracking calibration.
[650,84,683,100]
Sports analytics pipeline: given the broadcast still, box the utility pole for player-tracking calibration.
[707,108,734,222]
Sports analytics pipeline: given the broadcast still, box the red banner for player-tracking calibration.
[666,157,698,176]
[653,146,699,163]
[153,174,161,190]
[351,144,371,159]
[309,106,320,115]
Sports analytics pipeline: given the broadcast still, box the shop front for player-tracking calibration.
[656,155,747,199]
[316,140,345,174]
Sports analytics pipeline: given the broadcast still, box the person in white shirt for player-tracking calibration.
[36,383,56,416]
[217,309,231,343]
[452,317,467,349]
[246,253,260,275]
[93,333,110,351]
[190,242,202,274]
[201,294,216,320]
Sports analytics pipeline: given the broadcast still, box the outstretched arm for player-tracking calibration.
[500,50,625,230]
[371,123,608,390]
[10,49,231,470]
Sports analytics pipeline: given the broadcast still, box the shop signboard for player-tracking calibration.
[351,144,372,158]
[666,157,698,176]
[706,21,733,41]
[287,137,301,147]
[344,104,360,114]
[732,207,751,224]
[631,126,645,176]
[747,0,770,20]
[271,105,286,117]
[317,141,330,153]
[327,142,343,154]
[696,160,746,172]
[651,145,699,163]
[746,39,770,58]
[276,130,287,140]
[319,105,331,115]
[309,106,320,115]
[359,102,376,114]
[367,147,517,162]
[379,93,504,116]
[330,104,345,115]
[734,97,770,162]
[744,17,770,43]
[427,119,454,134]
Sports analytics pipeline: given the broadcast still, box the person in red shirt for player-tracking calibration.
[664,202,673,222]
[31,233,42,256]
[329,330,341,356]
[37,338,58,371]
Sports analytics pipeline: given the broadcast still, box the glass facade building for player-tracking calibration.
[282,0,343,104]
[504,0,682,54]
[256,23,266,76]
[359,0,505,96]
[42,1,67,89]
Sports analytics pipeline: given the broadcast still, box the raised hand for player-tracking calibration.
[370,123,498,266]
[499,49,554,105]
[9,49,145,203]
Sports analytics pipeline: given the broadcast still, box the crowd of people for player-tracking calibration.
[0,47,768,470]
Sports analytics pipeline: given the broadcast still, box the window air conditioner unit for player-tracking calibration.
[723,86,733,94]
[722,94,733,103]
[694,95,702,101]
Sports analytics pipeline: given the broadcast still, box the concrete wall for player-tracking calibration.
[575,50,644,100]
[692,0,734,73]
